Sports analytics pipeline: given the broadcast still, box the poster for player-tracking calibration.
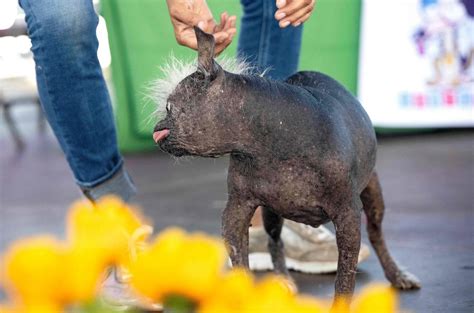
[358,0,474,127]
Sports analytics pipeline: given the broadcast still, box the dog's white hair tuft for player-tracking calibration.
[149,54,257,121]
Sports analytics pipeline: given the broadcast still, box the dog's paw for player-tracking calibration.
[390,270,421,290]
[276,276,298,294]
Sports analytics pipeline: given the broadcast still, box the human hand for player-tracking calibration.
[274,0,315,28]
[166,0,237,55]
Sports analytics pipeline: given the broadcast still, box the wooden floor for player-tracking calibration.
[1,129,473,313]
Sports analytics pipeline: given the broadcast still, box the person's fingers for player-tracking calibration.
[224,30,236,46]
[213,31,230,44]
[226,27,237,38]
[216,13,236,33]
[215,35,234,55]
[292,11,312,26]
[280,4,314,27]
[197,18,217,34]
[213,14,236,50]
[176,30,198,50]
[227,15,237,30]
[171,15,207,47]
[177,29,231,52]
[215,45,229,55]
[221,12,229,28]
[221,27,236,45]
[214,27,236,55]
[276,0,287,9]
[170,8,202,26]
[215,44,226,55]
[174,14,235,54]
[215,12,227,32]
[195,17,234,50]
[275,0,313,21]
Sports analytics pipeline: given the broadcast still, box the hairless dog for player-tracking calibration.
[153,27,420,304]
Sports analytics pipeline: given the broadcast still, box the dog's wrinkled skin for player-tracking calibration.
[153,27,421,302]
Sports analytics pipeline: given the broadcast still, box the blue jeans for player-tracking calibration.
[238,0,303,80]
[20,0,136,201]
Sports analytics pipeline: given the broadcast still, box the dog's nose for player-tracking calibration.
[153,123,165,133]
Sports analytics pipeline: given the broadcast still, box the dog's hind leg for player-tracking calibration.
[331,199,362,301]
[262,206,290,277]
[361,171,421,290]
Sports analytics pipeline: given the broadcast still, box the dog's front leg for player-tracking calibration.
[222,195,258,268]
[332,204,361,305]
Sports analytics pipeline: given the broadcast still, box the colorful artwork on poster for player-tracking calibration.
[358,0,473,127]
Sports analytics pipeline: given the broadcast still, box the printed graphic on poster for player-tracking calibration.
[358,0,474,127]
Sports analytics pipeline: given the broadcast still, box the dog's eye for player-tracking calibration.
[166,101,171,112]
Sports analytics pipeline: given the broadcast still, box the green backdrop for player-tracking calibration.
[102,0,361,152]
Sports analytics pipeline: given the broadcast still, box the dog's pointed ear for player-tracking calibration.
[194,26,220,78]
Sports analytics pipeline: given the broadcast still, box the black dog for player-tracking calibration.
[153,27,420,302]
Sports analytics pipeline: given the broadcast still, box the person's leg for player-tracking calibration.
[20,0,135,201]
[237,0,303,80]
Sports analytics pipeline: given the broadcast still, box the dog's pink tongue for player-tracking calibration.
[153,129,170,143]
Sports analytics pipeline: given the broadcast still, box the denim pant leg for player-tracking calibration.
[238,0,303,81]
[19,0,136,201]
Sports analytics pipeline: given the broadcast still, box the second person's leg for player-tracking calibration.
[237,0,303,80]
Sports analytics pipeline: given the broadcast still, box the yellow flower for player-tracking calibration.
[67,196,151,268]
[198,268,255,313]
[0,303,62,313]
[291,296,327,313]
[243,275,321,313]
[248,275,295,312]
[0,303,17,313]
[2,236,65,307]
[59,244,106,303]
[1,195,151,310]
[200,271,325,313]
[61,196,152,302]
[332,296,351,313]
[130,227,227,303]
[352,284,397,313]
[1,236,109,308]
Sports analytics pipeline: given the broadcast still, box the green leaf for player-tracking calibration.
[69,297,142,313]
[163,295,196,313]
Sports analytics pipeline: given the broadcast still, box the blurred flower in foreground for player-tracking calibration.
[0,302,62,313]
[248,276,324,313]
[0,196,401,313]
[352,284,397,313]
[1,196,151,312]
[332,283,397,313]
[130,227,227,305]
[67,196,152,269]
[198,268,255,313]
[2,236,65,310]
[199,269,325,313]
